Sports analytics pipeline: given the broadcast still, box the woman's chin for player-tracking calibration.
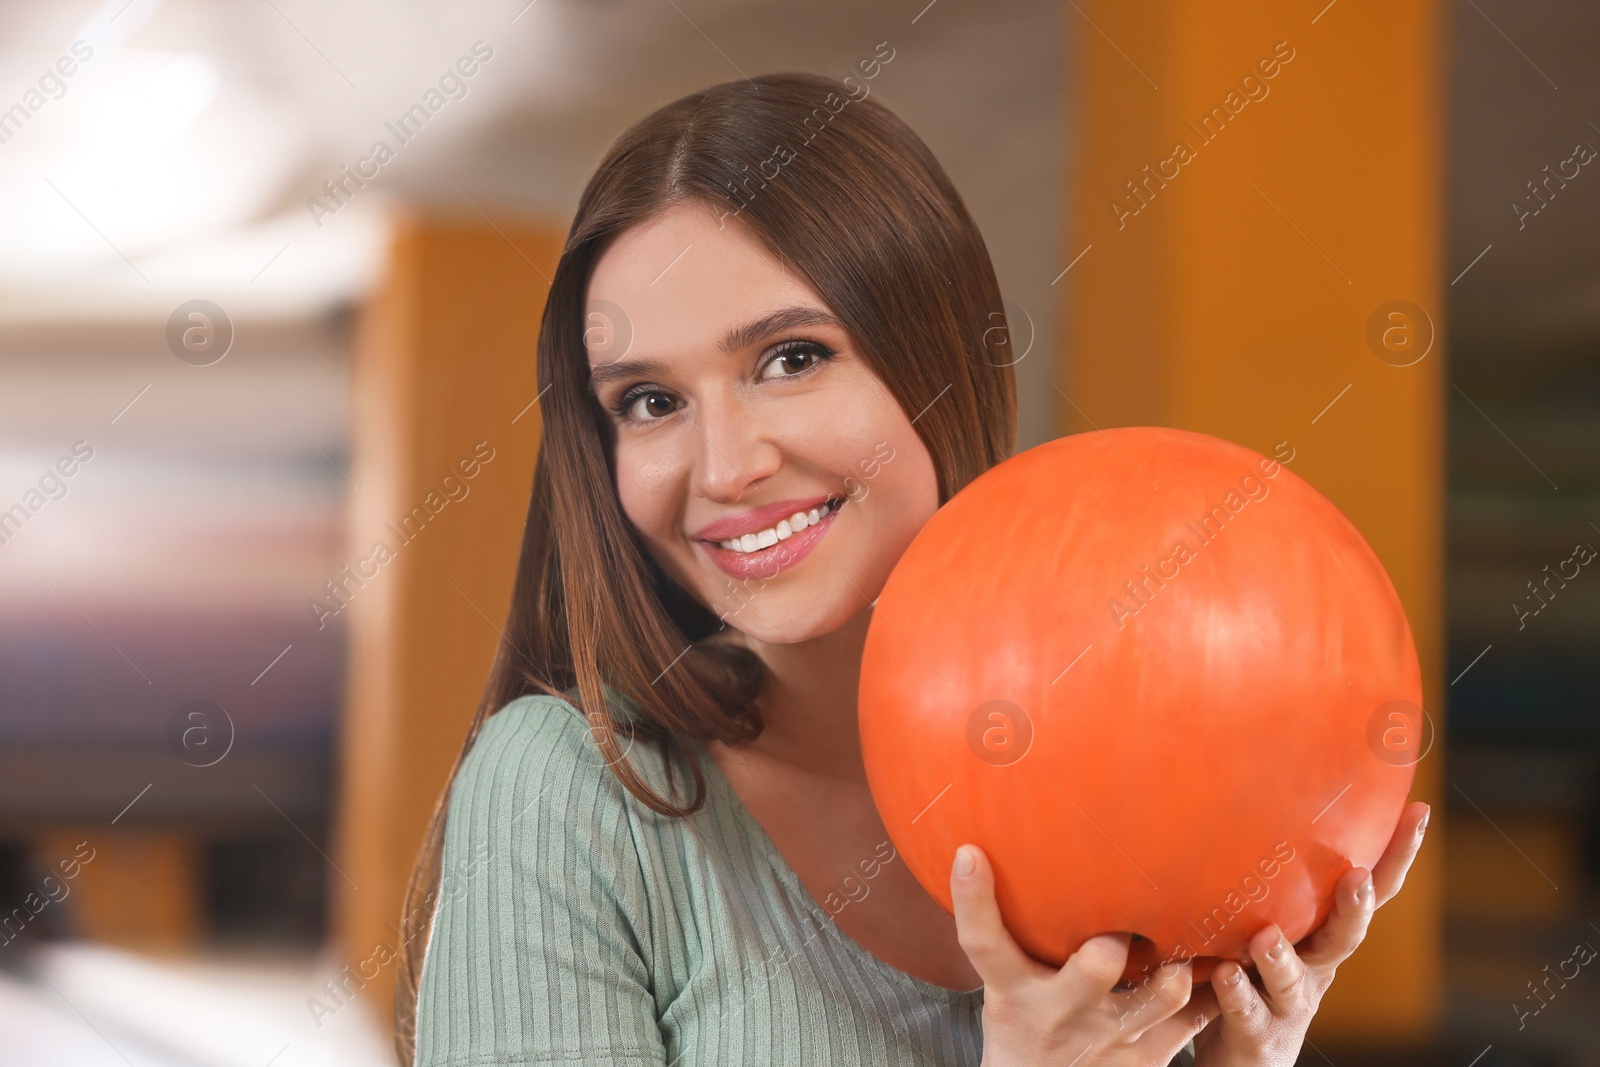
[712,598,864,648]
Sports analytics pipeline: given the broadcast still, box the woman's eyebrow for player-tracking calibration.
[717,305,845,354]
[586,305,845,392]
[588,356,668,391]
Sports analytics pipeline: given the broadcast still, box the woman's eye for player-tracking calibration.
[762,340,836,380]
[614,390,676,422]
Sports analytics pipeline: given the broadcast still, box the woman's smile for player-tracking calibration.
[696,493,848,580]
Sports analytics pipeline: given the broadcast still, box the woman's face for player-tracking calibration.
[584,201,940,646]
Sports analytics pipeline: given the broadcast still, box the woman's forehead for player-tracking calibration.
[584,205,833,369]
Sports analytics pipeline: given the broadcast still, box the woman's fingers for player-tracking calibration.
[1142,977,1220,1051]
[1371,801,1430,906]
[1103,954,1195,1039]
[1048,931,1135,1013]
[1178,979,1222,1029]
[1210,959,1271,1037]
[950,844,1037,987]
[1249,924,1310,1016]
[1299,802,1428,968]
[1299,865,1377,967]
[1204,930,1313,1044]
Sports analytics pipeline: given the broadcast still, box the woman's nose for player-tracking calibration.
[691,393,781,502]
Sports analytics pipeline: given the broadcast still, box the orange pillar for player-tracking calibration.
[1064,1,1444,1039]
[332,208,560,1033]
[36,832,201,952]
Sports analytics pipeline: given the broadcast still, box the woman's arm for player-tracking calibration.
[413,695,666,1067]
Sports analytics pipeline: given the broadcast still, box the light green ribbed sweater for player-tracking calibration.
[413,689,1197,1066]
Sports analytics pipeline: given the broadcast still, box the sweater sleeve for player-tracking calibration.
[413,694,667,1067]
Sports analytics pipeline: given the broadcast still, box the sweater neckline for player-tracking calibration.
[688,738,985,1005]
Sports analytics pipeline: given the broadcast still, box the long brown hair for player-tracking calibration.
[393,69,1017,1063]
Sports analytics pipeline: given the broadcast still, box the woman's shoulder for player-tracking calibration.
[466,688,601,766]
[452,685,693,826]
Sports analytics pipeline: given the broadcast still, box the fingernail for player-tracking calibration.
[1417,809,1430,838]
[1223,964,1245,987]
[953,845,976,878]
[1359,872,1375,905]
[1266,934,1288,963]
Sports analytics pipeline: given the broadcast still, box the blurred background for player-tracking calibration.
[0,0,1595,1064]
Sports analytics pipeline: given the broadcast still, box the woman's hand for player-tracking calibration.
[952,844,1214,1067]
[1190,801,1431,1066]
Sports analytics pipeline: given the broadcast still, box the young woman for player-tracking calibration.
[398,72,1428,1067]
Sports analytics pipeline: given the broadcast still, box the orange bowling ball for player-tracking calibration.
[859,427,1422,979]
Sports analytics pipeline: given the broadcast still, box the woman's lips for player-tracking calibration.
[701,498,844,581]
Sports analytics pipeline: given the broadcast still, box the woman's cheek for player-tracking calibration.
[616,491,694,595]
[616,448,680,533]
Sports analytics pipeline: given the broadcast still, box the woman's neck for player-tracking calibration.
[726,606,873,783]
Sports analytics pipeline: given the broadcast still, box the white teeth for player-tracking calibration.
[717,498,841,552]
